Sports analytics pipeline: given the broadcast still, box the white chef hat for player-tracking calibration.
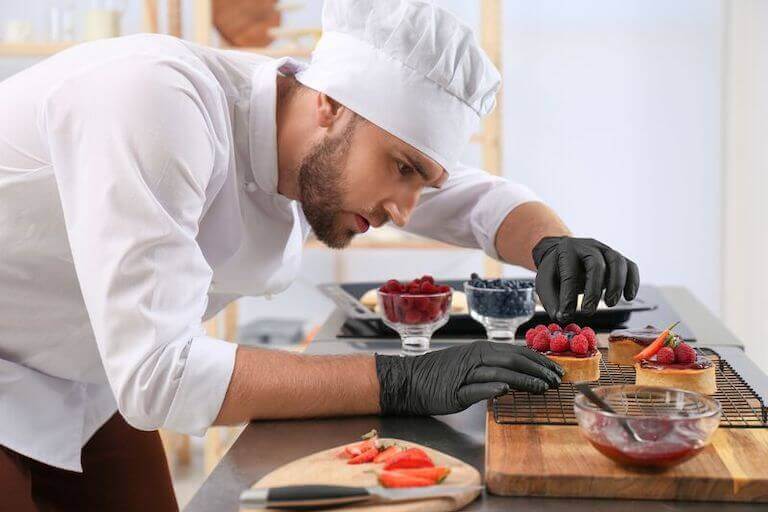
[295,0,501,172]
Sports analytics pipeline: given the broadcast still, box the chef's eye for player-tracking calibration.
[397,161,415,177]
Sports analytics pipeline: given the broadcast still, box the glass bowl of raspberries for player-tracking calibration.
[464,273,535,342]
[377,276,453,355]
[574,385,721,468]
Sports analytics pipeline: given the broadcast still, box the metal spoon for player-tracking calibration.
[574,383,645,443]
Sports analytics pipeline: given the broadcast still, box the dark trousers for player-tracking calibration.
[0,413,178,511]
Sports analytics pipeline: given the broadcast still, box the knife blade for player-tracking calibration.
[239,484,483,509]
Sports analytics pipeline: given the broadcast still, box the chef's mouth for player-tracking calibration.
[354,214,370,233]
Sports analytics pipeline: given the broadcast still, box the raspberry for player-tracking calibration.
[674,343,696,364]
[581,327,597,349]
[550,334,569,352]
[564,323,581,334]
[420,281,439,294]
[404,309,422,324]
[548,323,561,333]
[525,328,538,347]
[384,279,402,293]
[570,334,588,354]
[532,331,551,352]
[535,324,548,333]
[421,275,435,284]
[656,347,676,365]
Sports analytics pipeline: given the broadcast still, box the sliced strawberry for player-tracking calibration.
[343,439,378,458]
[373,445,403,463]
[384,455,435,470]
[383,448,435,470]
[391,466,451,483]
[378,471,434,488]
[347,446,379,464]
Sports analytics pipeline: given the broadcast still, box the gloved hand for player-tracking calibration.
[532,236,640,323]
[376,341,564,416]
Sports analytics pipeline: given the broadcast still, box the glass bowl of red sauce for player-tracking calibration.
[574,385,721,469]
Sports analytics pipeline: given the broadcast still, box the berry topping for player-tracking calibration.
[548,323,561,332]
[564,323,581,334]
[570,334,589,355]
[525,328,537,347]
[674,343,696,364]
[532,331,551,352]
[421,275,434,284]
[550,334,569,353]
[656,346,676,365]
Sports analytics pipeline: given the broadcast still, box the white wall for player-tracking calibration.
[502,0,724,312]
[722,0,768,371]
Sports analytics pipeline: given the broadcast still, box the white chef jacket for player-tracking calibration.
[0,34,540,471]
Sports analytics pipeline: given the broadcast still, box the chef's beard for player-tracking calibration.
[298,120,357,249]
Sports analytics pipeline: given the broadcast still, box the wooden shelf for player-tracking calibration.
[0,42,78,57]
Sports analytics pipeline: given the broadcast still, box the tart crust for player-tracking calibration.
[607,338,645,366]
[547,351,601,382]
[634,362,717,395]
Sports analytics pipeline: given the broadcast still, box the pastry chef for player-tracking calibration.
[0,0,639,508]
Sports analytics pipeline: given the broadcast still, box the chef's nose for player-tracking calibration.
[383,192,418,227]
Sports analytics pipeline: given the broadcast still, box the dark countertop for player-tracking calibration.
[186,287,764,512]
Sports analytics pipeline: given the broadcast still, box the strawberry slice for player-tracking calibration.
[378,471,434,488]
[347,446,379,464]
[383,448,434,470]
[391,466,451,483]
[373,445,403,463]
[343,438,378,458]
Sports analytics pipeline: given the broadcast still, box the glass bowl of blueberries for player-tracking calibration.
[464,273,536,343]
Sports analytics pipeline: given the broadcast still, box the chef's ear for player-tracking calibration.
[315,92,349,128]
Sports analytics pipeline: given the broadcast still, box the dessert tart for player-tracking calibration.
[608,325,664,365]
[525,323,601,382]
[635,356,716,395]
[631,321,717,395]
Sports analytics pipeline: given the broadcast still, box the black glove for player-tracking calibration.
[376,341,564,416]
[532,236,640,323]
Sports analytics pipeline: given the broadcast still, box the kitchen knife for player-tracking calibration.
[239,484,483,509]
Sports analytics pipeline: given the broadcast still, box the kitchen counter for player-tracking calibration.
[185,287,764,512]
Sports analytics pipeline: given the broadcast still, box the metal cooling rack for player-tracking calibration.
[492,348,768,428]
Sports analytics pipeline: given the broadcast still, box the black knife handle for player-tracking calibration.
[266,485,371,510]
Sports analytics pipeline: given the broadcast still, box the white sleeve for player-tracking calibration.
[42,56,236,434]
[398,162,541,258]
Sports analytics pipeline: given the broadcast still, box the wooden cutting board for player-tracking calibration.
[241,438,482,511]
[486,409,768,502]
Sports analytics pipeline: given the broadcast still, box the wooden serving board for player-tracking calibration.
[242,438,482,512]
[486,410,768,502]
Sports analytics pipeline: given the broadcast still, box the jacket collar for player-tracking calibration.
[247,57,307,196]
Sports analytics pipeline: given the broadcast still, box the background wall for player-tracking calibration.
[1,1,763,368]
[502,0,724,312]
[721,0,768,371]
